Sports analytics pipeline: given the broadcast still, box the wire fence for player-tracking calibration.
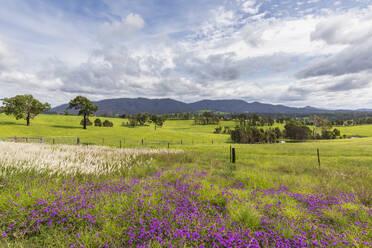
[3,136,222,148]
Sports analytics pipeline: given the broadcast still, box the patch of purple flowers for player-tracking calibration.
[0,170,371,247]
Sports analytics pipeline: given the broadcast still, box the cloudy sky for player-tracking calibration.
[0,0,372,109]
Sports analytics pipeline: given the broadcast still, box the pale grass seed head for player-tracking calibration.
[0,142,182,176]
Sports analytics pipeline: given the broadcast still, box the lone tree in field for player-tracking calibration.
[150,114,166,130]
[0,95,50,126]
[68,96,98,129]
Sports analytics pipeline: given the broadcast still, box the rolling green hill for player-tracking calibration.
[1,113,372,145]
[1,113,371,246]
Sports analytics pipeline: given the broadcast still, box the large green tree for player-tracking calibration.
[150,114,166,130]
[1,95,50,126]
[68,96,98,129]
[284,121,312,140]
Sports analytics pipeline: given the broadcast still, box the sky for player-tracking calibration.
[0,0,372,109]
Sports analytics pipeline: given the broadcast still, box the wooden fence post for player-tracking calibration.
[232,148,236,163]
[230,145,232,163]
[181,140,183,145]
[53,138,55,145]
[77,137,80,145]
[317,148,320,169]
[142,139,144,145]
[168,142,170,149]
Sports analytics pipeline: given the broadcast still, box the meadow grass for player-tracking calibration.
[0,114,233,146]
[1,113,370,146]
[0,114,371,247]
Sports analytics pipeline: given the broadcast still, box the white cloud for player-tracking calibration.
[298,37,372,78]
[0,0,96,68]
[282,71,372,108]
[1,0,372,109]
[240,0,260,14]
[298,7,372,78]
[310,7,372,45]
[0,71,63,90]
[0,40,17,72]
[307,0,320,3]
[99,13,145,43]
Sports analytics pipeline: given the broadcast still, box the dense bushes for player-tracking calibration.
[284,121,312,140]
[90,118,113,127]
[321,128,341,139]
[103,120,114,127]
[230,126,279,144]
[230,120,341,143]
[94,118,102,127]
[80,118,92,126]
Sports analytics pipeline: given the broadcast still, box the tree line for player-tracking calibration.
[0,95,363,139]
[230,117,342,144]
[1,95,99,129]
[0,95,169,130]
[123,113,166,129]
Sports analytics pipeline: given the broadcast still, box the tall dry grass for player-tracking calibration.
[0,142,182,176]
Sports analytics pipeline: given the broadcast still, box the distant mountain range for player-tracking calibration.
[50,97,361,115]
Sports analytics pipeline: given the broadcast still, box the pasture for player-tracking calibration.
[0,114,371,247]
[1,113,372,146]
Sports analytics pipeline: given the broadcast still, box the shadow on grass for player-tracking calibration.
[0,121,26,126]
[50,125,82,129]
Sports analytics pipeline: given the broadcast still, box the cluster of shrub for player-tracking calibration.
[80,118,113,127]
[229,119,342,144]
[122,113,165,128]
[231,126,280,144]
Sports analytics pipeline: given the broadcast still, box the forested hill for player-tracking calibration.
[51,97,327,115]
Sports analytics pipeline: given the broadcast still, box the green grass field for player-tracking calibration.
[1,113,371,145]
[0,114,234,146]
[0,113,371,247]
[1,113,372,200]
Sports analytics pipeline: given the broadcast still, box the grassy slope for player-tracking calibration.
[0,114,234,145]
[0,114,371,246]
[4,113,370,144]
[1,113,371,196]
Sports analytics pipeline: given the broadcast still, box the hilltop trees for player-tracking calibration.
[194,112,220,125]
[125,113,165,128]
[0,95,50,126]
[68,96,98,129]
[234,114,274,126]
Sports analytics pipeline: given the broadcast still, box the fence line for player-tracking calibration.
[7,137,44,143]
[3,136,222,147]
